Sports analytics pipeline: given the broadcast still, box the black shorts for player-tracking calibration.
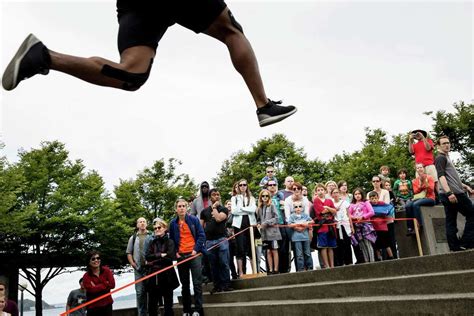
[116,0,227,54]
[375,231,391,249]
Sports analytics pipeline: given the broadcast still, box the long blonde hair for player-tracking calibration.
[258,189,272,209]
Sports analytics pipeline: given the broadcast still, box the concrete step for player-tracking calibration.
[200,269,474,304]
[203,250,474,292]
[173,293,474,315]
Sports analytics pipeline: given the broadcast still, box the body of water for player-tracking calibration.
[24,299,137,316]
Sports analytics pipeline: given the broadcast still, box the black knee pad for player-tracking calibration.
[101,58,153,91]
[228,10,244,34]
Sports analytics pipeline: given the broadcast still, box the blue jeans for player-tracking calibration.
[134,268,147,316]
[177,255,203,314]
[440,193,474,251]
[293,240,313,271]
[405,198,435,229]
[206,238,231,289]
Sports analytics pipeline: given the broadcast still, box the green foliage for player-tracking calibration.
[114,158,197,224]
[0,141,132,261]
[213,134,328,200]
[327,128,414,192]
[426,101,473,181]
[214,131,414,198]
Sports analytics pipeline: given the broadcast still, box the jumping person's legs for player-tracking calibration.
[204,7,267,107]
[202,7,297,126]
[49,46,155,90]
[176,0,297,126]
[2,5,167,91]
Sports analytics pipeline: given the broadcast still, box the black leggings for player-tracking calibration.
[148,287,173,316]
[234,215,251,260]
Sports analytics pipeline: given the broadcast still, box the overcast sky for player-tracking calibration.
[1,0,472,305]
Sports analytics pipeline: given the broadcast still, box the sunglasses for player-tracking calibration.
[90,257,101,261]
[239,183,247,187]
[267,183,276,187]
[292,187,302,191]
[372,180,380,183]
[294,205,303,209]
[261,195,270,198]
[154,226,164,230]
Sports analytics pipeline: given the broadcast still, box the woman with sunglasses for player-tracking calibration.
[257,189,282,274]
[369,175,390,203]
[283,182,310,222]
[145,218,179,316]
[82,251,115,316]
[230,179,257,276]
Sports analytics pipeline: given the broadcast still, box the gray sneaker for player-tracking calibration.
[256,99,297,127]
[2,33,51,91]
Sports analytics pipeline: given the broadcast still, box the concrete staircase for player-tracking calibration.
[175,250,474,315]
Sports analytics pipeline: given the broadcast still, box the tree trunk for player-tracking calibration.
[35,268,43,316]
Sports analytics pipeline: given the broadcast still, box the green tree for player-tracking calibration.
[114,158,197,224]
[213,134,328,200]
[0,141,131,316]
[425,101,473,181]
[327,128,414,192]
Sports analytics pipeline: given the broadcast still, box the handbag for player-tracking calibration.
[413,190,427,200]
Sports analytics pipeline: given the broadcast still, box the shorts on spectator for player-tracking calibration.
[317,232,337,248]
[375,230,391,249]
[263,240,279,250]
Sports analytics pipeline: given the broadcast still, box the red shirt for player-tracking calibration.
[82,266,115,309]
[413,139,435,166]
[313,197,335,233]
[371,202,389,231]
[413,175,435,200]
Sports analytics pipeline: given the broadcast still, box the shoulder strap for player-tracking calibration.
[131,231,137,254]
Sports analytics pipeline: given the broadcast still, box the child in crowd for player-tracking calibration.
[313,183,337,269]
[331,187,353,266]
[383,180,396,206]
[338,180,352,204]
[368,191,395,261]
[288,200,313,271]
[257,189,282,274]
[0,295,12,316]
[259,166,278,188]
[349,188,376,263]
[378,165,391,184]
[393,168,413,211]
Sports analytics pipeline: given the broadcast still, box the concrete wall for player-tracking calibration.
[396,204,468,258]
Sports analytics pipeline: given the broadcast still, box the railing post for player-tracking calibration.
[414,218,424,256]
[249,226,258,274]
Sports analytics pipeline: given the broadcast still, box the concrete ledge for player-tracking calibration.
[200,270,474,304]
[174,294,474,316]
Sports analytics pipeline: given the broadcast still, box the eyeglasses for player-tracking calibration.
[294,205,303,208]
[292,187,302,191]
[90,257,101,261]
[267,183,276,187]
[261,195,270,198]
[239,183,247,187]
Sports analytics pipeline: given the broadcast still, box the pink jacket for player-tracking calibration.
[348,201,375,220]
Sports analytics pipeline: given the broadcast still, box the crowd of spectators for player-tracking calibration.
[63,133,473,316]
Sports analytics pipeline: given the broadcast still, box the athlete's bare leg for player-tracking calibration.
[204,7,268,108]
[49,46,155,89]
